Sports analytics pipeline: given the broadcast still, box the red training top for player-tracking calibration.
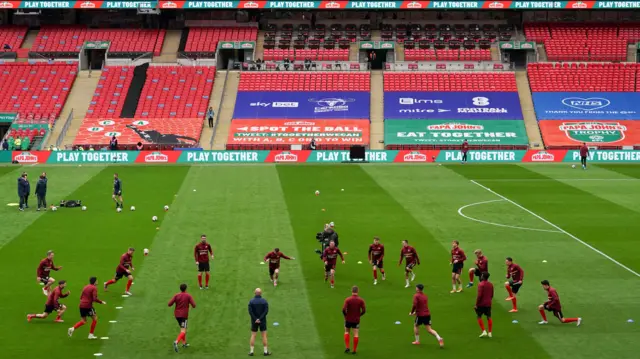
[476,281,494,307]
[194,242,213,263]
[411,292,430,316]
[79,284,103,309]
[342,294,366,323]
[544,287,562,312]
[168,292,196,318]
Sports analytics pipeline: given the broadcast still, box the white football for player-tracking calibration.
[117,207,122,213]
[130,206,136,211]
[315,190,320,196]
[82,206,87,211]
[143,248,149,256]
[163,205,169,211]
[572,164,576,168]
[152,216,158,222]
[51,206,58,211]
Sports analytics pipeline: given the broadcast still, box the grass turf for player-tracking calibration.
[0,164,638,359]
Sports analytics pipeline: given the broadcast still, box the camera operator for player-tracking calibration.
[315,222,339,256]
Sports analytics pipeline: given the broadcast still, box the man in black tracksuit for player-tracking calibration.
[248,288,271,356]
[18,173,28,211]
[36,174,48,211]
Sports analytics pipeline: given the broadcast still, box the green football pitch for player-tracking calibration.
[1,164,639,359]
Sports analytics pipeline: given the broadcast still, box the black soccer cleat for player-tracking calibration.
[173,341,179,353]
[248,353,254,356]
[314,249,322,254]
[264,352,271,356]
[182,343,190,348]
[344,348,351,354]
[352,351,357,355]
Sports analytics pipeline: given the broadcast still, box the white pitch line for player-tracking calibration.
[457,199,562,234]
[474,178,640,182]
[471,180,640,278]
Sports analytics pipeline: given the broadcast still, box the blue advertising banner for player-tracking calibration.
[532,92,640,121]
[384,92,523,120]
[233,91,370,120]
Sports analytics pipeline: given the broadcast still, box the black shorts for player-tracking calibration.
[79,307,96,318]
[113,191,122,196]
[372,259,383,269]
[251,320,267,332]
[45,304,60,313]
[543,305,563,320]
[452,262,464,274]
[509,281,523,294]
[475,306,492,318]
[473,268,482,277]
[345,321,360,329]
[176,317,188,329]
[198,262,210,272]
[40,276,51,285]
[325,263,336,272]
[414,315,431,326]
[406,261,416,270]
[115,271,130,280]
[268,266,279,276]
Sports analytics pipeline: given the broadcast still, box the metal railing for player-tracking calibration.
[207,61,232,150]
[55,109,74,149]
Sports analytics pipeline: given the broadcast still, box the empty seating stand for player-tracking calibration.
[86,66,135,119]
[32,26,165,57]
[0,25,27,52]
[185,27,258,57]
[0,63,77,122]
[527,62,638,92]
[404,48,491,61]
[238,72,370,91]
[263,48,349,61]
[384,72,517,92]
[135,66,216,118]
[524,23,633,62]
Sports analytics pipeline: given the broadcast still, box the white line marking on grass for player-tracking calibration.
[471,180,640,278]
[474,178,640,182]
[458,199,562,234]
[115,307,123,309]
[109,320,117,323]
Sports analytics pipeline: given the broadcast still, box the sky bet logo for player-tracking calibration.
[250,102,299,108]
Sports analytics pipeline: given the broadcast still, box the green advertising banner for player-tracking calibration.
[360,41,395,50]
[10,123,49,130]
[84,41,110,49]
[48,151,138,164]
[218,41,256,50]
[177,151,269,163]
[437,150,527,162]
[0,113,17,123]
[499,41,536,50]
[564,150,640,163]
[385,120,529,146]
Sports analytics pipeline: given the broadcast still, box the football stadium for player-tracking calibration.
[1,1,640,359]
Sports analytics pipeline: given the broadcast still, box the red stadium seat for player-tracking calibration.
[0,25,28,50]
[32,26,164,54]
[185,27,258,52]
[527,62,638,92]
[86,66,134,119]
[383,72,517,92]
[238,72,370,91]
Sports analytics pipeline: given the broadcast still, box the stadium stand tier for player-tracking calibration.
[0,25,27,51]
[86,66,134,119]
[404,48,491,61]
[527,62,639,92]
[32,26,165,57]
[184,27,258,57]
[239,72,370,92]
[384,72,517,92]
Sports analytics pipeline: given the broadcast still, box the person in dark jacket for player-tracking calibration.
[248,288,271,356]
[18,173,28,211]
[36,174,47,211]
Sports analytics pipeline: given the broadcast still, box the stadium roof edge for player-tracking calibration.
[5,1,640,11]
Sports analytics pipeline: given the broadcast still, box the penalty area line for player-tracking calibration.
[470,180,640,278]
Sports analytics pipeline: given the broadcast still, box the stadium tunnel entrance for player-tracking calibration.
[366,49,387,70]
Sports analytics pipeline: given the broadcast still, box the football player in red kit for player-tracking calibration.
[264,248,294,287]
[343,286,366,354]
[410,284,444,348]
[104,247,135,296]
[322,240,344,289]
[27,280,69,323]
[368,237,385,285]
[37,250,62,296]
[450,240,467,293]
[505,257,524,313]
[169,283,197,352]
[399,240,420,288]
[467,249,488,288]
[68,277,106,339]
[194,235,214,289]
[538,280,581,326]
[475,272,494,338]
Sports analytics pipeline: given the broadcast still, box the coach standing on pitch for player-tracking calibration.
[18,172,28,211]
[248,288,271,356]
[36,173,48,211]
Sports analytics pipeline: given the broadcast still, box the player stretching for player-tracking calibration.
[504,257,524,313]
[194,235,214,290]
[538,280,581,326]
[68,277,106,339]
[475,273,494,338]
[450,240,467,293]
[112,173,123,209]
[104,247,135,295]
[264,248,294,287]
[410,284,444,348]
[169,283,197,352]
[37,250,62,296]
[368,236,385,285]
[399,240,420,288]
[343,286,366,354]
[322,240,344,289]
[466,249,488,288]
[27,280,69,323]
